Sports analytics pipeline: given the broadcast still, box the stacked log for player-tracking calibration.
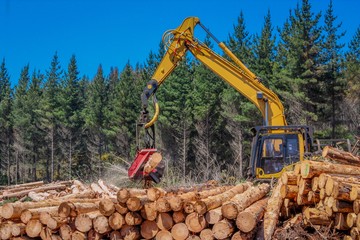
[0,181,272,239]
[267,146,360,240]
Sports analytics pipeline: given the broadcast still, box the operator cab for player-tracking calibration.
[249,126,313,179]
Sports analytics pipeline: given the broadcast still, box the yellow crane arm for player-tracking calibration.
[141,17,287,128]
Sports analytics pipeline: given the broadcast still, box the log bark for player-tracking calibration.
[20,206,58,223]
[280,184,298,200]
[58,201,99,218]
[212,219,234,240]
[322,146,360,165]
[185,212,207,233]
[140,220,159,239]
[171,223,189,240]
[93,215,111,234]
[303,207,331,225]
[301,160,360,179]
[236,197,268,233]
[332,200,353,213]
[334,213,350,230]
[263,180,283,240]
[221,183,269,220]
[2,184,67,199]
[195,182,252,215]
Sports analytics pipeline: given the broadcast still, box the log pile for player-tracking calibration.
[0,180,272,239]
[267,147,360,240]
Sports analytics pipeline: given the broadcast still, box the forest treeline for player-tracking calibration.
[0,0,359,185]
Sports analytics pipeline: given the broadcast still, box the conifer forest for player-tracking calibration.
[0,0,359,185]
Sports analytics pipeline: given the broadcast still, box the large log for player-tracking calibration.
[58,201,99,218]
[0,223,12,240]
[72,231,87,240]
[155,230,173,240]
[125,211,143,226]
[156,197,172,212]
[99,198,115,216]
[114,202,129,215]
[168,186,233,212]
[120,224,141,240]
[280,184,298,199]
[11,223,26,237]
[147,187,166,201]
[0,181,44,190]
[200,228,214,240]
[263,180,283,240]
[221,183,269,220]
[185,212,207,233]
[236,197,268,233]
[140,220,159,239]
[59,224,72,240]
[93,215,111,234]
[346,213,357,228]
[156,212,173,230]
[171,223,189,240]
[117,188,147,203]
[303,207,331,226]
[322,146,360,165]
[25,219,42,238]
[301,160,360,179]
[334,213,350,230]
[109,231,122,240]
[2,184,67,199]
[281,171,298,185]
[75,214,93,232]
[109,212,124,230]
[212,219,234,240]
[20,206,58,223]
[205,207,223,224]
[195,182,252,215]
[126,196,149,212]
[173,211,186,223]
[143,201,157,221]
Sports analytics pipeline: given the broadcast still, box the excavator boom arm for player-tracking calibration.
[141,17,287,128]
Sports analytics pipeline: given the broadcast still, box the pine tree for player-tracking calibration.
[191,36,230,181]
[221,12,259,178]
[276,0,323,126]
[83,65,108,179]
[12,65,31,183]
[27,70,44,181]
[58,55,84,179]
[40,53,62,181]
[344,27,360,135]
[319,0,346,138]
[253,10,276,87]
[0,59,13,184]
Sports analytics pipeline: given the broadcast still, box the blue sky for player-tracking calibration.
[1,0,359,86]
